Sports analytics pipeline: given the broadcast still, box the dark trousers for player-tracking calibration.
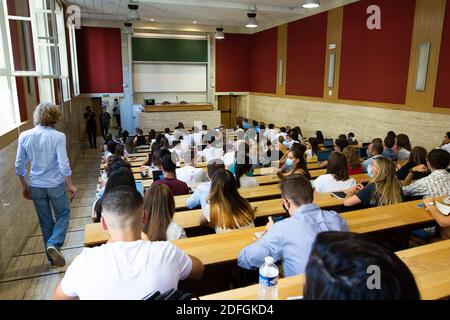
[100,126,108,140]
[87,126,97,148]
[114,115,121,128]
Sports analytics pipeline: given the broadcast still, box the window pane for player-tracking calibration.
[39,44,58,75]
[0,22,6,70]
[9,20,36,72]
[33,0,52,11]
[0,76,17,128]
[35,12,55,39]
[7,0,30,17]
[39,78,54,103]
[56,11,68,76]
[62,78,70,101]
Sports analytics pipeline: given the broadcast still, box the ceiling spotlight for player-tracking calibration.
[124,21,133,34]
[193,21,197,24]
[215,27,225,40]
[302,0,320,9]
[246,4,258,28]
[150,18,155,22]
[127,2,140,21]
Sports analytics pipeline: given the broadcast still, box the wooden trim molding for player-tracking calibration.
[276,24,288,96]
[323,7,343,100]
[405,0,446,109]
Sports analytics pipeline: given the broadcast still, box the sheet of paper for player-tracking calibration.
[436,202,450,216]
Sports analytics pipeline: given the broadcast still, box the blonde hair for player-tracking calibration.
[370,157,403,206]
[33,103,62,127]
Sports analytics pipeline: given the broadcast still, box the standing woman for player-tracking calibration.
[15,103,77,267]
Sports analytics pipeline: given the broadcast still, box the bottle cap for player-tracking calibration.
[265,256,274,264]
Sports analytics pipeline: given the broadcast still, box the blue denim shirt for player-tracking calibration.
[15,125,72,188]
[186,181,211,209]
[238,203,349,277]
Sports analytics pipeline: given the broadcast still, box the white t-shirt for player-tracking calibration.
[202,147,224,163]
[441,143,450,154]
[239,175,259,188]
[314,174,357,193]
[60,240,192,300]
[176,165,206,187]
[166,221,187,241]
[305,149,317,159]
[222,152,235,168]
[165,133,175,146]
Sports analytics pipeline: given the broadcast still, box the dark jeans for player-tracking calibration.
[114,115,121,128]
[100,126,109,140]
[87,125,97,148]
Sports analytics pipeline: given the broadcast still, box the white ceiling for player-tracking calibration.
[65,0,359,33]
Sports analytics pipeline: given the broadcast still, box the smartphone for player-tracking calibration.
[416,203,426,209]
[331,191,347,200]
[273,216,285,223]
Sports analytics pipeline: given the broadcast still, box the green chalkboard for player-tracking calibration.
[132,38,208,62]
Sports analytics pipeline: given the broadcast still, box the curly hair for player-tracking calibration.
[33,103,62,127]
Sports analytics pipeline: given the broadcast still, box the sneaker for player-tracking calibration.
[46,246,66,268]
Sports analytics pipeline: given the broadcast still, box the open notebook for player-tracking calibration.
[436,201,450,216]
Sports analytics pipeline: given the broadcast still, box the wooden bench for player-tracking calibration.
[84,192,345,247]
[201,239,450,300]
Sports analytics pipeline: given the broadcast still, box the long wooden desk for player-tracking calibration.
[144,104,213,113]
[202,240,450,300]
[84,194,345,247]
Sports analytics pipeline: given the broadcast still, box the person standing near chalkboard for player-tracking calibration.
[113,99,121,129]
[99,106,112,140]
[84,106,97,149]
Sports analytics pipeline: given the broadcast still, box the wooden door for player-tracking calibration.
[218,95,238,128]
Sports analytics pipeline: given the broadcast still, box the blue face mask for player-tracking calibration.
[367,164,374,178]
[285,158,294,167]
[283,141,290,147]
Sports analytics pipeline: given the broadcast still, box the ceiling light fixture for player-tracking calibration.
[193,21,197,24]
[127,1,140,21]
[215,27,225,40]
[246,4,258,28]
[302,0,320,9]
[123,21,133,34]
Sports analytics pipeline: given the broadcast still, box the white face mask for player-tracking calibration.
[367,164,374,178]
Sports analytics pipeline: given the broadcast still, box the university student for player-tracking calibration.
[347,132,358,146]
[200,170,255,233]
[277,144,310,179]
[186,159,225,209]
[303,232,420,300]
[335,137,349,152]
[202,136,224,163]
[175,150,206,188]
[314,152,357,193]
[396,147,428,182]
[142,184,186,241]
[152,154,190,196]
[99,106,111,140]
[362,142,383,173]
[441,132,450,154]
[396,134,412,162]
[344,157,403,208]
[402,149,450,198]
[83,106,97,149]
[263,123,277,142]
[306,137,319,159]
[15,103,77,268]
[235,156,259,188]
[53,186,203,300]
[382,135,398,161]
[238,174,348,277]
[343,146,363,175]
[315,131,325,145]
[147,129,156,145]
[164,128,175,146]
[221,142,236,168]
[423,197,450,239]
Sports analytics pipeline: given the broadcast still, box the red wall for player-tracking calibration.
[286,12,328,97]
[434,0,450,108]
[339,0,415,104]
[249,28,278,94]
[215,34,251,92]
[76,27,123,94]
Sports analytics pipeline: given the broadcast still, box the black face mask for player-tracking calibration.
[282,202,290,215]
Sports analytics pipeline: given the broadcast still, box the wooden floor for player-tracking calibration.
[0,148,100,300]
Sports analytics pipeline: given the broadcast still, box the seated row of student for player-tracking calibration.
[202,136,224,164]
[277,144,311,180]
[344,157,403,208]
[402,149,450,198]
[441,132,450,154]
[362,140,383,173]
[396,146,429,182]
[175,150,207,188]
[54,186,204,300]
[343,146,363,175]
[260,140,284,167]
[153,154,190,196]
[315,130,325,145]
[314,152,357,193]
[235,156,259,188]
[382,134,398,161]
[133,128,148,147]
[238,174,348,277]
[200,169,255,234]
[303,231,420,300]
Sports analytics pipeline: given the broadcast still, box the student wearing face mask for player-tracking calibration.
[362,142,383,174]
[237,174,348,277]
[277,144,311,180]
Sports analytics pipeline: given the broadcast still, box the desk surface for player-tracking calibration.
[202,239,450,300]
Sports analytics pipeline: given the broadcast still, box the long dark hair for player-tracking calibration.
[143,184,175,241]
[291,144,310,180]
[308,137,319,157]
[396,134,412,151]
[304,232,420,300]
[235,156,252,189]
[316,131,324,144]
[326,152,350,181]
[409,146,427,166]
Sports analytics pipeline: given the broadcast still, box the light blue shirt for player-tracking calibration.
[15,125,72,188]
[238,203,349,277]
[186,181,211,209]
[362,155,382,173]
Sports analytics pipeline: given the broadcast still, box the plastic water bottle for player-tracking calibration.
[259,256,279,300]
